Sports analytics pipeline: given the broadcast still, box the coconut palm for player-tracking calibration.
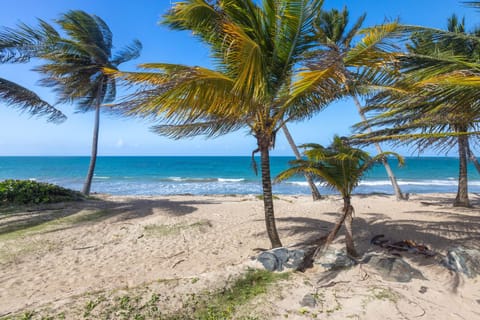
[1,11,142,195]
[309,7,407,200]
[112,0,348,248]
[354,15,480,207]
[275,135,404,256]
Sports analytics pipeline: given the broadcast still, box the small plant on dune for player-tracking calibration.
[0,179,83,206]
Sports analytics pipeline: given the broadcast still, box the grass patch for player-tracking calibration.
[181,269,289,320]
[144,219,212,237]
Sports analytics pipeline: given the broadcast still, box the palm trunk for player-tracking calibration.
[281,125,322,200]
[313,199,349,259]
[82,104,100,195]
[454,127,470,207]
[343,197,357,257]
[466,139,480,175]
[352,95,406,200]
[258,136,282,248]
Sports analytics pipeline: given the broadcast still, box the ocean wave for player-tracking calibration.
[93,176,110,180]
[287,179,480,187]
[218,178,245,182]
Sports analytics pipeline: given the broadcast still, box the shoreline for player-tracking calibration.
[1,193,479,318]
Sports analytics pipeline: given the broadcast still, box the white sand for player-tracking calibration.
[0,193,479,319]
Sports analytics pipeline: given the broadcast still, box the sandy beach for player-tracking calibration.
[1,193,479,319]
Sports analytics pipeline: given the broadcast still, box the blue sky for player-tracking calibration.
[0,0,477,156]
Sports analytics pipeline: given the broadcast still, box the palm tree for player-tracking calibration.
[2,11,142,195]
[354,15,480,207]
[0,22,66,123]
[310,7,407,200]
[275,135,403,257]
[112,0,346,248]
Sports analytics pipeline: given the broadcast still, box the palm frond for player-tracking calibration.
[0,77,66,123]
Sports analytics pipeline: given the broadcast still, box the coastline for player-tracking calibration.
[1,192,479,318]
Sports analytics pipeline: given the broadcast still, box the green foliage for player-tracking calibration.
[0,179,83,206]
[276,136,404,198]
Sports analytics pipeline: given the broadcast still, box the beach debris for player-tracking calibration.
[443,247,480,278]
[300,294,317,308]
[370,234,436,257]
[364,254,426,282]
[257,247,305,271]
[314,247,357,270]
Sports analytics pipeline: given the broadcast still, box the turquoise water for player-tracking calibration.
[0,156,478,195]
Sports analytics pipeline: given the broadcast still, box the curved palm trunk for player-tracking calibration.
[259,136,282,248]
[82,104,100,195]
[454,127,470,207]
[352,95,406,200]
[281,125,322,200]
[313,196,356,258]
[466,139,480,175]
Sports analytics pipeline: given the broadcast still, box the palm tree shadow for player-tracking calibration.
[0,197,219,237]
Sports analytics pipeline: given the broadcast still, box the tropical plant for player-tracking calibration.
[0,11,142,195]
[308,7,407,200]
[275,135,404,257]
[111,0,346,248]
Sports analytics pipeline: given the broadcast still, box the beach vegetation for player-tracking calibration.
[144,219,212,237]
[110,0,347,249]
[275,135,403,256]
[0,179,83,206]
[0,11,142,196]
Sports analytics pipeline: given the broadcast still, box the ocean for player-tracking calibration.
[0,156,479,196]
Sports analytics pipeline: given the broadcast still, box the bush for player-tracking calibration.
[0,179,83,206]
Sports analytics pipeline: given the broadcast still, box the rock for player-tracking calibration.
[443,247,480,278]
[314,248,357,270]
[257,247,305,271]
[365,254,425,282]
[300,294,317,308]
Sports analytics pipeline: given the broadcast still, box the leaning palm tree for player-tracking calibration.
[275,135,404,257]
[310,7,407,200]
[112,0,345,248]
[2,11,142,195]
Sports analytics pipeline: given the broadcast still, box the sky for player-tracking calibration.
[0,0,478,156]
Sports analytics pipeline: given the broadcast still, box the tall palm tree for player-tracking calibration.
[310,7,407,200]
[275,135,403,257]
[355,15,480,207]
[112,0,345,248]
[2,11,142,195]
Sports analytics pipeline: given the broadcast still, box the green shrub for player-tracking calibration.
[0,179,83,206]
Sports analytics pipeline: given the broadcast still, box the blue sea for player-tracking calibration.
[0,156,479,196]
